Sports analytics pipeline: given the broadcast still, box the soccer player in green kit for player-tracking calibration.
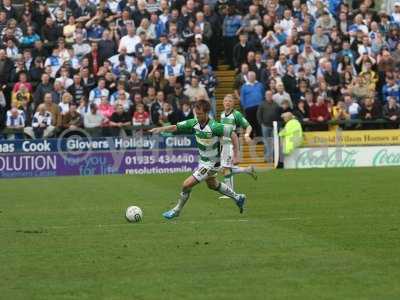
[219,94,257,199]
[150,100,246,219]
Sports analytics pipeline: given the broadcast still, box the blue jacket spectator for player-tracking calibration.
[223,15,242,38]
[382,78,400,103]
[240,71,264,136]
[240,79,264,110]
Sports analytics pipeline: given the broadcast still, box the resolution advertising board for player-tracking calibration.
[0,136,199,178]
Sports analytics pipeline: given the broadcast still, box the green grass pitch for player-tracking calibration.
[1,168,400,300]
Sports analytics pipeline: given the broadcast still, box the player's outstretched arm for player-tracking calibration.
[244,125,253,144]
[149,125,178,134]
[230,131,240,165]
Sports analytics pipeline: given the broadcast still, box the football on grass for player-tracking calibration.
[125,206,143,223]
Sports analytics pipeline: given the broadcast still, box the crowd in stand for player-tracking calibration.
[0,0,399,140]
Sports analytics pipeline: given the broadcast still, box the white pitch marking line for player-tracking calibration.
[3,214,392,231]
[2,219,252,231]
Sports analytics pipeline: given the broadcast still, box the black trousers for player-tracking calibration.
[223,36,238,69]
[245,106,261,137]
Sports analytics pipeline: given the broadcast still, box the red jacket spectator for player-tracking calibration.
[310,97,331,122]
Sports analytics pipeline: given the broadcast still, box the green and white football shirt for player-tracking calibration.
[176,118,232,166]
[220,110,250,144]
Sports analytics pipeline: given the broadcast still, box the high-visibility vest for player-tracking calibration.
[279,119,303,155]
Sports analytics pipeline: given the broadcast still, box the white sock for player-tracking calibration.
[231,166,252,175]
[217,183,240,202]
[223,173,234,190]
[172,191,191,213]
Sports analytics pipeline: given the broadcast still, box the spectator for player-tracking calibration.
[382,76,400,103]
[240,71,264,136]
[360,97,382,129]
[85,41,101,74]
[51,81,66,105]
[132,103,150,127]
[310,96,331,131]
[233,33,249,70]
[0,49,14,87]
[332,100,351,130]
[98,29,118,66]
[315,12,336,34]
[63,16,77,44]
[20,26,41,48]
[312,26,330,52]
[184,76,209,103]
[33,74,53,106]
[5,39,19,61]
[154,34,172,65]
[257,90,281,163]
[84,103,105,136]
[67,74,86,104]
[195,35,210,63]
[0,11,6,34]
[168,83,189,111]
[180,102,194,121]
[98,96,114,124]
[282,64,298,103]
[89,78,109,106]
[200,65,218,117]
[349,76,372,102]
[44,48,63,78]
[273,83,293,109]
[109,104,131,136]
[80,67,96,91]
[5,107,25,140]
[135,56,148,81]
[222,5,242,69]
[41,16,59,49]
[164,56,184,80]
[19,97,34,128]
[43,92,62,129]
[160,101,181,125]
[61,103,83,131]
[59,92,73,115]
[29,57,45,87]
[73,33,91,61]
[25,104,55,139]
[55,67,73,90]
[150,91,166,126]
[383,96,400,128]
[12,72,32,94]
[12,85,31,109]
[344,94,361,120]
[113,88,132,112]
[195,11,213,42]
[234,63,249,99]
[323,62,341,100]
[2,0,18,21]
[294,100,310,123]
[280,100,293,115]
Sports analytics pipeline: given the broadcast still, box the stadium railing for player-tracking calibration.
[1,120,399,140]
[300,119,400,131]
